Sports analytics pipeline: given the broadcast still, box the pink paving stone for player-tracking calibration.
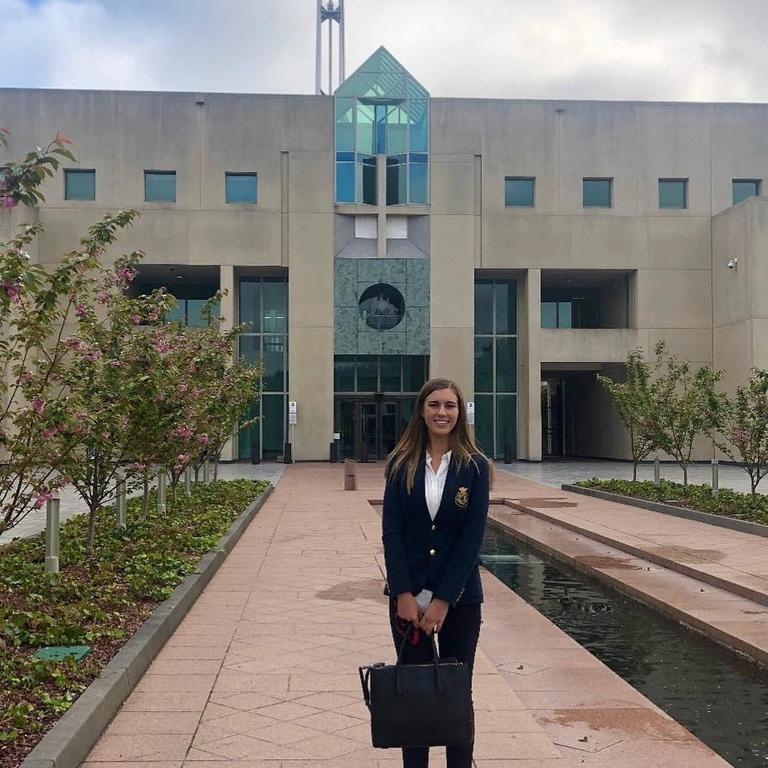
[87,733,192,762]
[106,711,202,735]
[82,464,731,768]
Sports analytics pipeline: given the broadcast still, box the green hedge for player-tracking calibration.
[575,478,768,525]
[0,478,267,768]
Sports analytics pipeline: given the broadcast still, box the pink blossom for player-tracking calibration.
[189,387,202,400]
[147,309,161,322]
[109,360,123,368]
[42,427,56,440]
[20,370,33,384]
[31,398,45,415]
[65,337,82,351]
[75,304,88,318]
[170,425,194,440]
[116,267,137,283]
[178,383,189,393]
[198,433,210,445]
[130,314,141,325]
[3,281,21,304]
[83,350,102,362]
[33,490,54,509]
[97,291,109,304]
[57,422,68,432]
[0,195,17,209]
[100,431,109,440]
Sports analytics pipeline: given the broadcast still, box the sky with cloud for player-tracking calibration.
[2,0,768,102]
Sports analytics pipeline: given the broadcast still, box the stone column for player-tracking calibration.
[518,268,542,461]
[219,265,235,461]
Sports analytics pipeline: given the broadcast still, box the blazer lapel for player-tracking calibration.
[411,459,432,528]
[433,458,460,526]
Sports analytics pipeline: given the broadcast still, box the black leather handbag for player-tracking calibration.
[358,630,474,749]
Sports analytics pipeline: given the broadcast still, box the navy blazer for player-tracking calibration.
[382,453,490,607]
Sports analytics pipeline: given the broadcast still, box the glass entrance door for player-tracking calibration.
[541,377,565,457]
[335,398,405,461]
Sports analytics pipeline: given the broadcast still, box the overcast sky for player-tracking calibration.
[3,0,768,102]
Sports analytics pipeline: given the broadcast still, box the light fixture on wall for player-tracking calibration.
[727,258,738,270]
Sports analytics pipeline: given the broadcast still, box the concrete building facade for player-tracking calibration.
[2,47,768,462]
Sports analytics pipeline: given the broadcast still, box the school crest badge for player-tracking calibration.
[455,486,469,508]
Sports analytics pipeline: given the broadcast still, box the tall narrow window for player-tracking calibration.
[64,169,96,201]
[474,279,517,460]
[583,178,612,208]
[238,276,288,461]
[144,171,176,202]
[733,179,761,205]
[659,178,687,209]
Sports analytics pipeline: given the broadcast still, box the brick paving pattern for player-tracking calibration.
[82,463,733,767]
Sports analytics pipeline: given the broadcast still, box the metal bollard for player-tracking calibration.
[184,467,192,496]
[653,456,661,485]
[712,458,719,498]
[45,497,60,574]
[343,458,357,491]
[116,470,127,530]
[157,471,167,514]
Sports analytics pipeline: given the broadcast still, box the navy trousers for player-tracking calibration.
[388,599,482,768]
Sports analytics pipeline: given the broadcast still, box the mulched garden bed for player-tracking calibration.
[575,478,768,526]
[0,478,267,768]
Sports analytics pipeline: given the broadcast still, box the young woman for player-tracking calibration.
[382,377,492,768]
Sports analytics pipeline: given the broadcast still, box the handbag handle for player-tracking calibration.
[395,628,445,696]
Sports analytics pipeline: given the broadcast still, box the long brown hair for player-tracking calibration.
[386,377,493,493]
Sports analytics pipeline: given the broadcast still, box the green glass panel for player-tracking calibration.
[474,282,493,335]
[474,337,493,393]
[403,355,427,392]
[64,170,95,201]
[583,178,611,208]
[496,395,517,458]
[505,177,534,207]
[475,395,494,458]
[658,179,686,209]
[541,302,557,329]
[356,104,375,155]
[409,100,429,152]
[335,356,355,392]
[386,162,405,205]
[733,179,761,205]
[238,399,260,460]
[558,302,572,329]
[408,163,428,204]
[262,335,286,392]
[358,356,378,392]
[239,280,261,331]
[336,48,429,100]
[225,173,257,204]
[164,301,184,325]
[186,299,208,327]
[495,337,517,393]
[261,395,284,459]
[262,280,286,333]
[240,335,259,363]
[336,162,355,203]
[380,356,401,392]
[361,157,377,205]
[145,171,176,202]
[494,281,517,334]
[335,98,356,152]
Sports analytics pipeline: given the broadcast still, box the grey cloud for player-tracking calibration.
[3,0,768,101]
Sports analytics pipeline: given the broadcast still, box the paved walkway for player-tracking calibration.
[499,459,760,495]
[0,463,285,545]
[81,464,728,768]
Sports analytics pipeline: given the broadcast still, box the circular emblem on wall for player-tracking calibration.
[358,283,405,331]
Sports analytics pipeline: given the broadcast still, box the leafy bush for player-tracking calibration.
[0,479,267,768]
[575,478,768,525]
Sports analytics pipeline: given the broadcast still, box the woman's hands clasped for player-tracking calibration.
[397,592,449,636]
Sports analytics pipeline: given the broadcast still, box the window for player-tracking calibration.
[541,301,573,329]
[238,276,288,461]
[733,179,761,205]
[225,173,257,204]
[505,177,535,207]
[64,169,95,201]
[144,171,176,202]
[583,178,612,208]
[659,178,687,209]
[333,355,428,393]
[474,279,517,460]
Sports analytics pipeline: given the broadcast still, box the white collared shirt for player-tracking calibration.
[416,450,451,612]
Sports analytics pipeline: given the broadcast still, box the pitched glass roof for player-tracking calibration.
[335,46,429,101]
